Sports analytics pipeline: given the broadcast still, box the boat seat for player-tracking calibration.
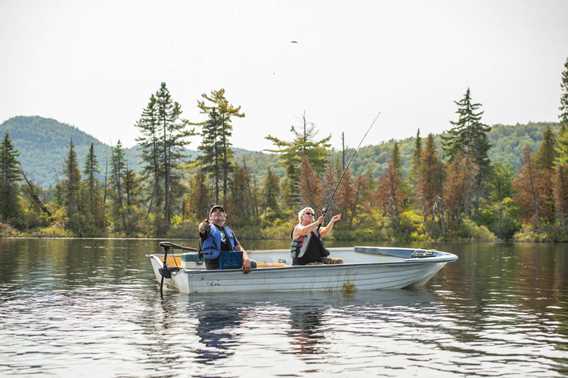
[256,262,288,269]
[160,255,183,268]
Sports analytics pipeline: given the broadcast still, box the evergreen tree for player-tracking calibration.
[135,83,194,235]
[299,157,323,210]
[229,163,256,226]
[155,82,193,234]
[442,88,491,210]
[512,147,541,226]
[553,163,568,228]
[444,153,478,233]
[535,127,556,223]
[0,134,21,225]
[377,144,406,235]
[109,141,127,233]
[556,125,568,165]
[135,94,163,217]
[82,143,105,235]
[560,57,568,125]
[198,107,222,203]
[261,168,281,221]
[186,171,210,221]
[488,163,514,202]
[418,134,444,222]
[197,89,244,204]
[409,129,422,206]
[266,113,331,209]
[64,140,82,235]
[123,167,142,236]
[336,168,356,229]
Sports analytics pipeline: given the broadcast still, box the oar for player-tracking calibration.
[158,241,198,299]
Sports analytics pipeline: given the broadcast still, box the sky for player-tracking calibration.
[1,0,567,151]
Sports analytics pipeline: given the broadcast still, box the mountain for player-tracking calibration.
[0,116,276,187]
[0,116,561,187]
[345,121,562,178]
[0,116,144,186]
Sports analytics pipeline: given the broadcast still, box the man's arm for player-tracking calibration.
[234,236,251,273]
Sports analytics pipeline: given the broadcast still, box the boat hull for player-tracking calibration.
[148,248,457,294]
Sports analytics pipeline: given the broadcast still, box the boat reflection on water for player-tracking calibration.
[287,304,328,356]
[193,301,244,363]
[166,289,439,366]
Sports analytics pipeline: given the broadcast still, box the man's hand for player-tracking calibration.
[242,254,251,273]
[198,218,210,234]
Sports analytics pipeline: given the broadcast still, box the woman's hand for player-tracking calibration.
[331,214,342,223]
[316,215,325,225]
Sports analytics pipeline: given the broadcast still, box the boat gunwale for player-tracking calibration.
[147,252,457,275]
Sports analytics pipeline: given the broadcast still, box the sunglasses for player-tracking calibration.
[304,212,314,216]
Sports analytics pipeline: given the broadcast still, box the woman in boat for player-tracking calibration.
[198,205,255,272]
[290,207,343,265]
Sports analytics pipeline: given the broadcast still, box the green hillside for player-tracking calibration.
[344,121,562,178]
[0,116,561,187]
[0,116,150,186]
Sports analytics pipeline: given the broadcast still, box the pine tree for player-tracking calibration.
[553,163,568,229]
[64,140,82,235]
[229,163,256,226]
[82,143,105,235]
[560,57,568,126]
[409,129,422,207]
[336,168,356,229]
[0,134,21,225]
[186,171,210,221]
[442,88,491,210]
[197,89,244,204]
[261,168,281,220]
[123,167,142,236]
[556,125,568,165]
[299,157,323,210]
[109,141,127,234]
[377,144,406,234]
[135,83,194,235]
[135,94,163,216]
[488,163,514,202]
[535,127,556,223]
[512,147,541,226]
[444,153,478,233]
[266,112,331,209]
[418,134,444,222]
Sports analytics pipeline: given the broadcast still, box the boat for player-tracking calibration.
[148,242,458,295]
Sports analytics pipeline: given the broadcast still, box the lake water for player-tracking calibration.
[1,239,567,377]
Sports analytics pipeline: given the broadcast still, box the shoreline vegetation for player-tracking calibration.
[1,58,568,243]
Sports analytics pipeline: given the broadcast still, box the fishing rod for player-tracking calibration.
[321,111,381,217]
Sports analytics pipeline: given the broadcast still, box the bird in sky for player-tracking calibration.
[290,40,298,44]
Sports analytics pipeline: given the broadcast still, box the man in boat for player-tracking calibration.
[290,207,343,265]
[198,205,256,272]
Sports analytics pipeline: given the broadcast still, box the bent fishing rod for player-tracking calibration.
[321,111,381,217]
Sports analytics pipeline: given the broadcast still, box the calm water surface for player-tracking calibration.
[0,239,567,377]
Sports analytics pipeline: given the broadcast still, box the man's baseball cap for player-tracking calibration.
[209,205,225,215]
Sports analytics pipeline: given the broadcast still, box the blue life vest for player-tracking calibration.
[202,224,237,260]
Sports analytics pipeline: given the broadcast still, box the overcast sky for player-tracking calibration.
[1,0,567,150]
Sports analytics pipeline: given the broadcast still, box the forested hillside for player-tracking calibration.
[0,116,560,187]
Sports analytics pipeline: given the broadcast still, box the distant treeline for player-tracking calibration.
[1,58,568,242]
